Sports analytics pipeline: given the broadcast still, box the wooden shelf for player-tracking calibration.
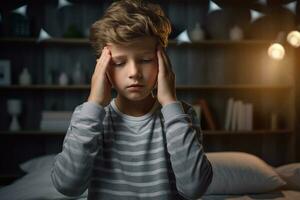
[176,85,293,91]
[0,37,90,46]
[0,84,293,91]
[168,40,274,47]
[0,85,90,91]
[0,37,275,46]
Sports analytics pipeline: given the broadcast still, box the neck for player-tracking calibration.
[115,95,157,117]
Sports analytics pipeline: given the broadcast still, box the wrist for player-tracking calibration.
[87,96,108,107]
[161,98,177,107]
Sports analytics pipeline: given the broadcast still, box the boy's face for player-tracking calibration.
[107,36,158,101]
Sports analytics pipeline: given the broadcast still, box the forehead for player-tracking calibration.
[108,37,157,56]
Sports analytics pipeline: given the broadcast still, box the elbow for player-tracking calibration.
[178,160,213,199]
[51,169,87,197]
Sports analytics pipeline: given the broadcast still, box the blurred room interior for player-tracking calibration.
[0,0,300,199]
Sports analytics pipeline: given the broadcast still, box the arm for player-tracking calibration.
[51,102,105,196]
[162,102,213,199]
[156,46,212,199]
[52,47,112,196]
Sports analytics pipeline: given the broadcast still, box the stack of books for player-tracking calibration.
[224,98,253,131]
[40,111,73,132]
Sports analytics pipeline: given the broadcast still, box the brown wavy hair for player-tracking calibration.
[89,0,171,57]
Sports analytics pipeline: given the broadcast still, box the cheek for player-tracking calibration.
[107,68,118,85]
[145,66,158,83]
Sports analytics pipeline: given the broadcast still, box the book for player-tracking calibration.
[230,101,239,131]
[198,99,217,130]
[245,103,253,131]
[224,98,234,130]
[237,100,245,131]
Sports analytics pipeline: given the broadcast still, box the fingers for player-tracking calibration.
[157,47,166,75]
[157,46,173,76]
[160,47,172,73]
[106,72,113,87]
[94,47,111,76]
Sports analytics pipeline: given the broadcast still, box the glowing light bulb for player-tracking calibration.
[268,43,285,60]
[287,30,300,47]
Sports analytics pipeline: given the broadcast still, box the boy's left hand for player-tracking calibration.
[156,46,177,106]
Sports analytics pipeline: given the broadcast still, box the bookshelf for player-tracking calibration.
[0,38,296,159]
[0,0,298,183]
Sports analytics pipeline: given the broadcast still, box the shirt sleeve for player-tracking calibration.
[51,101,106,197]
[161,101,213,199]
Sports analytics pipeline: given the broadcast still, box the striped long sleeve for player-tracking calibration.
[51,102,105,197]
[161,102,213,199]
[51,100,212,200]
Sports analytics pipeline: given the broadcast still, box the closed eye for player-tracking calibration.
[111,61,125,67]
[141,59,153,63]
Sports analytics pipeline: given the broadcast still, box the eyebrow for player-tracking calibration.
[112,52,155,60]
[111,55,126,60]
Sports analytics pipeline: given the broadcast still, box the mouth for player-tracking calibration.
[126,84,144,91]
[127,84,144,88]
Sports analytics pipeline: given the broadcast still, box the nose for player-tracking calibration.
[128,61,142,79]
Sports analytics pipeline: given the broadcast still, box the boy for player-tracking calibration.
[51,0,212,199]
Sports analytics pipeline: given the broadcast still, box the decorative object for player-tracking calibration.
[10,5,30,37]
[229,26,243,41]
[258,0,267,5]
[37,28,51,42]
[58,72,69,85]
[12,5,27,17]
[189,23,204,42]
[19,68,32,85]
[72,62,85,84]
[0,60,11,85]
[208,0,221,14]
[7,99,22,131]
[176,30,191,44]
[58,0,72,9]
[250,10,264,22]
[284,1,297,14]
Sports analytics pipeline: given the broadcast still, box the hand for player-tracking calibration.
[156,46,177,106]
[88,47,112,107]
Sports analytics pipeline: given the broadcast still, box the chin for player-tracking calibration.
[123,92,152,102]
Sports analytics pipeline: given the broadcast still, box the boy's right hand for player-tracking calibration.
[88,47,112,107]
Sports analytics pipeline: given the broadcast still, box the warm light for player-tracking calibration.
[268,43,285,60]
[287,30,300,47]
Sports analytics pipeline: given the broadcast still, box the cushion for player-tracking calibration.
[205,152,286,195]
[19,154,56,173]
[276,163,300,190]
[0,165,87,200]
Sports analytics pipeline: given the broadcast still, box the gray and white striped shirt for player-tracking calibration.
[51,100,212,200]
